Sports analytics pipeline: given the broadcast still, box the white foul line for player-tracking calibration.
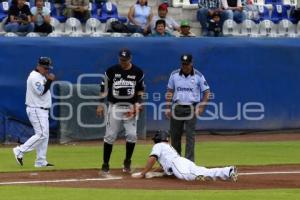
[1,171,300,185]
[239,171,300,176]
[0,177,122,186]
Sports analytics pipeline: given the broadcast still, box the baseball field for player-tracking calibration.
[1,133,300,200]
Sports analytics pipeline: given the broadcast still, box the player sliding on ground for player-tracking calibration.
[132,131,238,181]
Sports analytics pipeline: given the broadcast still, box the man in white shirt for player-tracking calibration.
[151,3,180,33]
[132,131,238,181]
[13,57,55,167]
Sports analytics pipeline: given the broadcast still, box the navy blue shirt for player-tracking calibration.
[7,4,31,24]
[102,64,144,104]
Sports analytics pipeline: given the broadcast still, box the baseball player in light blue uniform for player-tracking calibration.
[13,57,55,167]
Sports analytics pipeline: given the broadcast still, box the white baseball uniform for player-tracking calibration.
[150,142,233,181]
[14,70,52,167]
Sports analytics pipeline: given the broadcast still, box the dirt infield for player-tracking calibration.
[1,133,300,190]
[0,164,300,190]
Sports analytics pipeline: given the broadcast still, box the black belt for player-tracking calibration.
[40,107,50,111]
[109,102,132,106]
[27,106,50,111]
[175,103,198,108]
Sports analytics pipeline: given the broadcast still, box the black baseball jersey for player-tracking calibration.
[7,4,31,24]
[101,64,144,104]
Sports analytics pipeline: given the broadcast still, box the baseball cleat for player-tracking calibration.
[122,159,131,173]
[229,166,238,182]
[13,147,23,166]
[99,164,114,178]
[34,163,55,168]
[101,163,110,173]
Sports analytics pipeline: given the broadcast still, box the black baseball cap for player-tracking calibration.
[181,54,193,64]
[119,49,131,60]
[38,57,53,69]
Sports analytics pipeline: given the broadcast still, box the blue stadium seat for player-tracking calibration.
[190,0,198,4]
[45,1,67,22]
[264,0,282,4]
[97,2,127,23]
[257,5,271,23]
[94,0,107,9]
[271,4,289,23]
[0,1,9,22]
[90,2,98,18]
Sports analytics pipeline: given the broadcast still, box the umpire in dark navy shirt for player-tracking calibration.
[165,54,210,162]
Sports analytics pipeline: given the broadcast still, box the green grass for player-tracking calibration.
[0,141,300,172]
[0,187,299,200]
[196,141,300,166]
[1,141,300,199]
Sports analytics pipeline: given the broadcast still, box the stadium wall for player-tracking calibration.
[0,37,300,142]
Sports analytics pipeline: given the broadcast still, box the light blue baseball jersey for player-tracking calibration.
[167,68,210,105]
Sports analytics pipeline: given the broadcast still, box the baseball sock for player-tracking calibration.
[103,142,113,164]
[125,142,135,161]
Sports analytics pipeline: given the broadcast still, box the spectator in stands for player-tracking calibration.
[243,0,255,19]
[151,19,173,37]
[4,0,34,33]
[197,0,229,36]
[243,0,259,22]
[221,0,246,23]
[151,3,180,34]
[290,6,300,24]
[64,0,90,22]
[208,13,222,36]
[291,8,300,23]
[127,0,153,35]
[31,0,53,33]
[174,20,196,37]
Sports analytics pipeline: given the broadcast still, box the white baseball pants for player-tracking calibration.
[171,157,232,181]
[18,107,50,167]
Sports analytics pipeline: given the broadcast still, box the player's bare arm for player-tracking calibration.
[196,89,210,116]
[96,92,107,117]
[125,81,144,118]
[134,90,144,112]
[131,156,157,178]
[165,89,174,119]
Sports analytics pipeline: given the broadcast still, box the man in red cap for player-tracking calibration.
[151,3,180,34]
